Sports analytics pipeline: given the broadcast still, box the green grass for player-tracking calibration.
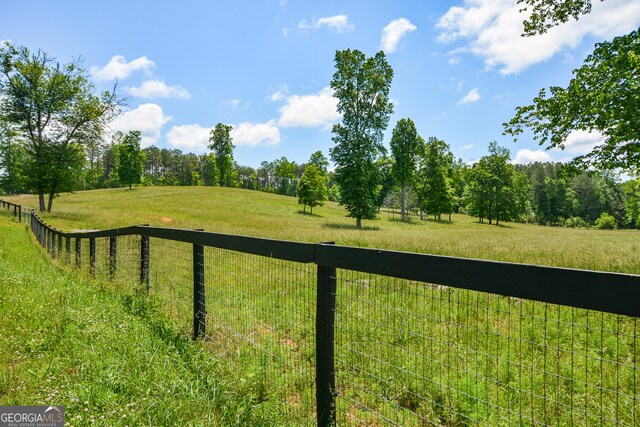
[0,216,306,426]
[3,187,639,425]
[5,186,639,273]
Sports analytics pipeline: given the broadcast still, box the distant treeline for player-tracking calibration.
[2,134,638,229]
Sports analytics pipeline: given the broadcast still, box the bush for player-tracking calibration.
[564,216,588,228]
[594,212,617,230]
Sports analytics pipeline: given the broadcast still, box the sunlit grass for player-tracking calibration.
[5,186,639,273]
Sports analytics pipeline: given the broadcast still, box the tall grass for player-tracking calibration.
[5,186,639,273]
[3,187,639,425]
[0,216,302,425]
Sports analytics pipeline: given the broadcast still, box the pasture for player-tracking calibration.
[3,187,639,425]
[5,186,639,273]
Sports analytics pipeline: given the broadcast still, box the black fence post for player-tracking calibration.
[13,204,17,219]
[316,246,337,427]
[52,232,57,259]
[109,236,117,280]
[193,240,206,339]
[57,233,63,259]
[140,235,150,291]
[89,238,96,277]
[46,229,52,255]
[66,237,71,264]
[18,205,21,223]
[75,238,81,269]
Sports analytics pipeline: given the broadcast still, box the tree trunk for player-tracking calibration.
[303,205,306,214]
[38,192,46,212]
[47,191,55,213]
[356,217,362,229]
[310,206,313,215]
[129,182,132,190]
[400,186,406,221]
[449,213,451,222]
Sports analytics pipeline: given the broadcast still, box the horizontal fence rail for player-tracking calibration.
[2,200,639,426]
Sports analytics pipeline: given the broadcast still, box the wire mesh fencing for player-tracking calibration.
[4,205,638,426]
[204,247,317,417]
[334,271,639,426]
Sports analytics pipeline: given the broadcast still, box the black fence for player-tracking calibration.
[2,199,640,426]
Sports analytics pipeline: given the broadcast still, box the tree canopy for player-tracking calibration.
[390,118,422,221]
[116,130,145,190]
[330,49,394,229]
[504,29,639,172]
[0,42,121,211]
[297,165,328,214]
[517,0,601,36]
[208,123,235,187]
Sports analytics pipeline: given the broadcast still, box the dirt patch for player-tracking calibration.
[160,217,172,223]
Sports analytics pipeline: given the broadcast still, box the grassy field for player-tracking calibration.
[0,216,303,426]
[4,186,639,273]
[3,187,639,425]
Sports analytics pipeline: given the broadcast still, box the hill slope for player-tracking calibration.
[5,186,639,273]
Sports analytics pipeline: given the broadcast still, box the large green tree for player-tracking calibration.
[504,27,639,172]
[390,118,422,221]
[297,165,328,214]
[330,49,394,229]
[116,131,145,190]
[0,43,121,211]
[464,142,530,225]
[208,123,235,187]
[417,137,455,221]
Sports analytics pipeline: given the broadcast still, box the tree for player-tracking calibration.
[0,42,121,211]
[0,117,26,194]
[417,137,455,221]
[274,156,297,196]
[208,123,235,187]
[200,153,217,186]
[504,29,639,172]
[308,150,329,174]
[517,0,600,36]
[116,131,145,190]
[390,118,422,220]
[464,142,530,225]
[330,49,394,229]
[624,178,640,228]
[297,165,328,214]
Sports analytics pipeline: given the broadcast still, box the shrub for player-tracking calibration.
[564,216,588,228]
[594,212,616,230]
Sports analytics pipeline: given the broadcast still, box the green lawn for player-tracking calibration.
[5,186,639,273]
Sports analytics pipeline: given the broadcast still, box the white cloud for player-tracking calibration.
[167,120,281,151]
[166,124,211,152]
[282,27,289,36]
[380,18,417,53]
[298,14,355,33]
[461,144,474,150]
[513,148,552,164]
[449,57,461,65]
[457,88,481,104]
[436,0,640,74]
[109,103,171,148]
[232,120,281,147]
[563,129,604,154]
[278,87,340,128]
[128,80,190,99]
[269,85,289,101]
[91,55,155,80]
[222,99,241,110]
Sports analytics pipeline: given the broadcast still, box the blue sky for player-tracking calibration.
[2,0,639,168]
